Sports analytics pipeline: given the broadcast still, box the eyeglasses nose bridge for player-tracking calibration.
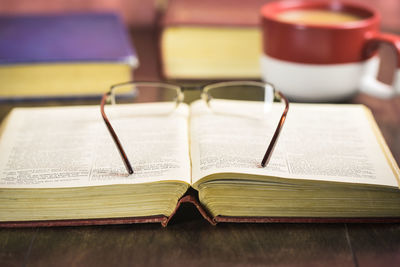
[201,91,213,108]
[175,90,185,107]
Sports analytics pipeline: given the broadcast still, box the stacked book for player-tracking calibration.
[159,0,266,80]
[0,13,138,100]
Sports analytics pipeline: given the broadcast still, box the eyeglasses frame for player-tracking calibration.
[100,81,289,174]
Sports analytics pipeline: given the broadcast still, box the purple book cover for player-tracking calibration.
[0,13,138,66]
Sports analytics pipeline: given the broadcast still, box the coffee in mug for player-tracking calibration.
[277,9,361,24]
[260,1,400,101]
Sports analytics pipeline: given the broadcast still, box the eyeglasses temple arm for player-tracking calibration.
[100,93,134,174]
[261,91,289,167]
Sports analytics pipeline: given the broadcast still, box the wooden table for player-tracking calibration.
[1,28,400,267]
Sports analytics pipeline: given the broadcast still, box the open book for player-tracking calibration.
[0,100,399,227]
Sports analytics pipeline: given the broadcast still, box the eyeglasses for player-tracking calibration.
[100,81,289,174]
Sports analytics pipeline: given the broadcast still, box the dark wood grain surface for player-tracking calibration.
[1,27,400,267]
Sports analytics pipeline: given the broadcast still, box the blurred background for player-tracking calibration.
[1,0,399,99]
[0,0,398,32]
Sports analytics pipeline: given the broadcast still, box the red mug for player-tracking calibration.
[260,0,400,101]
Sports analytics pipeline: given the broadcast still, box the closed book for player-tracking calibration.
[160,0,266,80]
[0,13,138,99]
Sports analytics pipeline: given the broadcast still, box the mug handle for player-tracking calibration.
[359,32,400,98]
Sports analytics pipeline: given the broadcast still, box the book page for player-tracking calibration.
[190,100,400,188]
[0,103,191,188]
